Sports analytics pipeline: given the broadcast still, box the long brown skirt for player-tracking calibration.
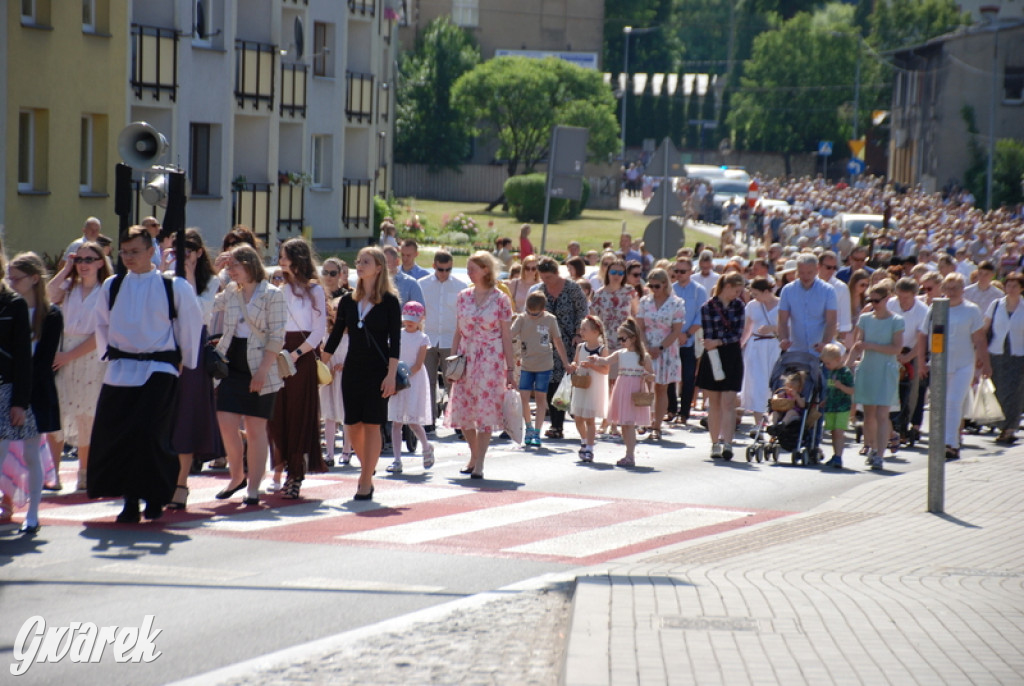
[269,331,327,480]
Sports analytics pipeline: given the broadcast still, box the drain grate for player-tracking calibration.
[658,615,803,634]
[646,511,879,565]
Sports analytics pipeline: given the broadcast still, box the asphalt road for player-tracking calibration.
[0,418,932,685]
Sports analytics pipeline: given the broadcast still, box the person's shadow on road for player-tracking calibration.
[80,521,191,559]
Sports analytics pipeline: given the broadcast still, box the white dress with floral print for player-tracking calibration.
[446,289,512,431]
[638,294,685,385]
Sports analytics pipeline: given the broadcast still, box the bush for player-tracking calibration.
[443,212,479,236]
[504,173,568,223]
[567,176,591,219]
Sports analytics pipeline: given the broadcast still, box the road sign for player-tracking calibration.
[548,175,583,200]
[747,180,759,208]
[643,182,685,217]
[818,141,833,156]
[645,138,685,178]
[550,126,588,178]
[846,159,866,176]
[642,218,684,259]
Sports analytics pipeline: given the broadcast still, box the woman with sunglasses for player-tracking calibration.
[634,269,685,442]
[321,258,351,299]
[319,257,353,466]
[850,281,904,470]
[48,242,111,490]
[507,255,541,313]
[166,229,225,509]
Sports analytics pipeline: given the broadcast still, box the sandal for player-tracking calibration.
[422,444,435,469]
[616,456,635,468]
[887,435,901,454]
[281,477,302,499]
[544,428,563,439]
[945,446,960,461]
[650,429,662,441]
[167,485,189,511]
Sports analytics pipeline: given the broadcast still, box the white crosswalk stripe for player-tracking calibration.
[339,496,608,545]
[502,507,752,558]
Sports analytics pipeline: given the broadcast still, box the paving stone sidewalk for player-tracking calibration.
[564,449,1024,685]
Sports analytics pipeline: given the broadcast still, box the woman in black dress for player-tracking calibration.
[7,253,62,491]
[322,247,400,501]
[698,272,745,461]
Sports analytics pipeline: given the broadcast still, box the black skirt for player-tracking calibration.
[696,341,744,392]
[88,372,179,506]
[169,327,226,460]
[216,337,277,419]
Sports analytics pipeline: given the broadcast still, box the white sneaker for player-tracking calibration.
[266,481,283,493]
[422,444,435,469]
[711,442,723,459]
[386,461,403,474]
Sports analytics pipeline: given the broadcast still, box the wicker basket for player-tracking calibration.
[770,397,795,412]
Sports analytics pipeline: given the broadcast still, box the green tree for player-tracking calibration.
[452,56,619,181]
[605,0,683,75]
[394,17,480,170]
[726,11,886,172]
[868,0,969,51]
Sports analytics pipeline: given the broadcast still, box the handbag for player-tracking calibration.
[570,371,592,389]
[204,341,229,380]
[236,288,294,379]
[444,354,466,381]
[631,390,654,406]
[316,359,334,386]
[364,326,410,391]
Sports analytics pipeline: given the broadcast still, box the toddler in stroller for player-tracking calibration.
[748,352,825,464]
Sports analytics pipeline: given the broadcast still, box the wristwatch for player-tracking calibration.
[658,345,664,351]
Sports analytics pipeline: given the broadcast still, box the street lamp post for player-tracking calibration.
[620,26,657,164]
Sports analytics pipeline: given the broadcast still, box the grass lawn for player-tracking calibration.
[322,197,720,267]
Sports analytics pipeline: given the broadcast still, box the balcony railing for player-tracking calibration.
[235,40,276,110]
[280,63,308,117]
[348,0,375,16]
[131,24,178,101]
[345,71,374,123]
[343,178,372,228]
[232,182,273,246]
[278,177,305,235]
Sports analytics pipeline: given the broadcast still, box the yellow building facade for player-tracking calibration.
[4,0,128,258]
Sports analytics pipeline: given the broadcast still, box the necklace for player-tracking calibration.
[357,299,372,329]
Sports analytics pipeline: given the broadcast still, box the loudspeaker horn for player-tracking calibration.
[117,122,169,170]
[141,174,168,208]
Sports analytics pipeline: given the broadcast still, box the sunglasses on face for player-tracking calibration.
[673,269,689,274]
[523,266,537,271]
[628,272,641,278]
[434,266,452,272]
[323,270,339,277]
[822,264,837,270]
[649,283,664,290]
[617,336,630,343]
[271,275,285,282]
[73,256,102,265]
[868,298,884,304]
[608,269,625,276]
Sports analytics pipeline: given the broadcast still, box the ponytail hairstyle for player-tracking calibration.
[617,317,648,360]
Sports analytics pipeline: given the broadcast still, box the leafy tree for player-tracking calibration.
[726,11,887,172]
[605,0,683,75]
[452,57,619,180]
[868,0,969,51]
[394,18,480,170]
[964,107,1024,209]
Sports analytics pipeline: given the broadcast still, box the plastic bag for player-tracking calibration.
[968,377,1004,426]
[502,389,524,445]
[551,374,573,412]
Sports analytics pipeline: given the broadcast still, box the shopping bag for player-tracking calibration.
[968,377,1004,426]
[551,374,573,412]
[502,389,525,445]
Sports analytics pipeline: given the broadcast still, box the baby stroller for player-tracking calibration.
[746,351,826,466]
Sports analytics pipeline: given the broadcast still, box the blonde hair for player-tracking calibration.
[353,246,396,304]
[617,317,647,359]
[820,343,843,363]
[467,250,499,289]
[9,252,50,341]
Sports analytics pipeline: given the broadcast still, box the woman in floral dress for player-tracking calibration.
[446,251,515,479]
[635,268,685,441]
[591,257,636,354]
[536,257,589,439]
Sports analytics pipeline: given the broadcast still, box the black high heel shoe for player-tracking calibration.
[353,486,374,501]
[116,499,141,523]
[459,467,475,475]
[216,478,247,500]
[167,485,189,510]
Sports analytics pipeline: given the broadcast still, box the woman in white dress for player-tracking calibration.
[739,277,781,431]
[47,242,111,490]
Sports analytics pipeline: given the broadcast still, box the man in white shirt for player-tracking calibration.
[888,277,930,444]
[964,261,1002,313]
[954,246,976,279]
[818,251,852,349]
[418,250,467,431]
[88,226,203,524]
[63,216,103,261]
[693,250,720,294]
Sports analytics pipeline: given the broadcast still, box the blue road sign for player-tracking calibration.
[818,141,833,156]
[847,158,866,175]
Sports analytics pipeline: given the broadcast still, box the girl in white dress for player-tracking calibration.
[739,278,781,431]
[570,315,609,463]
[386,301,434,474]
[47,242,111,490]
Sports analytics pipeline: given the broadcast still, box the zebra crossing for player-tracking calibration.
[34,474,789,564]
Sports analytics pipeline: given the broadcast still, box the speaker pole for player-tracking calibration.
[114,163,133,276]
[163,171,188,278]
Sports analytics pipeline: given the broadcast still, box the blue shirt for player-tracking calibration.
[672,280,708,348]
[392,270,424,307]
[836,264,875,283]
[778,277,837,354]
[402,263,432,280]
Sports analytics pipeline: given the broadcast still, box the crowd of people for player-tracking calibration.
[1,172,1022,532]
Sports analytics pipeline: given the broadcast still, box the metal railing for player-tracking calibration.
[277,178,305,235]
[348,0,375,16]
[342,178,372,228]
[235,40,276,110]
[280,62,307,117]
[130,24,179,101]
[232,182,273,246]
[345,71,374,122]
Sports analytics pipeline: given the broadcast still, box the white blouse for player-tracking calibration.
[282,283,327,350]
[60,282,102,336]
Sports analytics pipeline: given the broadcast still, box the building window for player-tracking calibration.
[18,111,35,191]
[82,0,95,31]
[452,0,478,28]
[80,116,94,192]
[313,22,334,78]
[311,135,332,188]
[1006,65,1024,103]
[190,123,212,195]
[21,0,35,22]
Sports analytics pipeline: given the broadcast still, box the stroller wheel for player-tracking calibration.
[771,444,780,462]
[746,446,755,462]
[793,447,808,466]
[855,426,863,443]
